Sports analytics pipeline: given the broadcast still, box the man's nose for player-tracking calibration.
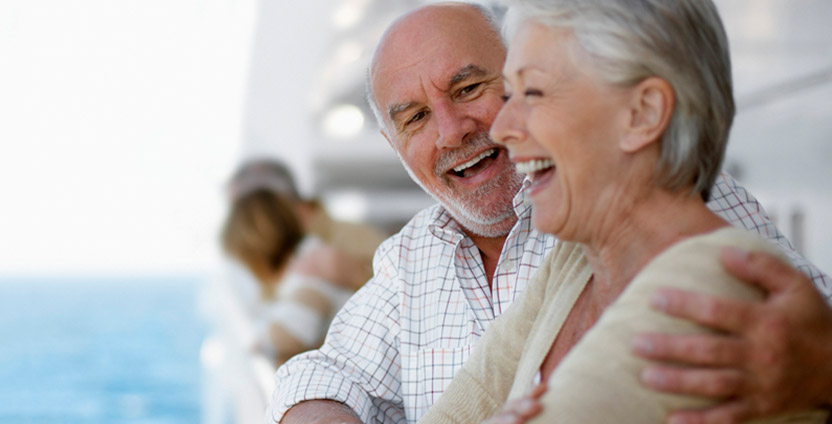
[433,102,477,149]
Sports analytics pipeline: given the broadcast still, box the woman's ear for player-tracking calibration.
[620,76,675,153]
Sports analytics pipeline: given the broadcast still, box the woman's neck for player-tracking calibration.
[581,188,728,304]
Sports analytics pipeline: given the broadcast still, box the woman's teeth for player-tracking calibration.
[515,159,555,177]
[453,148,497,173]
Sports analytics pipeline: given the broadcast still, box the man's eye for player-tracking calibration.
[458,82,482,96]
[406,110,427,126]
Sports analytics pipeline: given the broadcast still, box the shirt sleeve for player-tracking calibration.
[265,242,407,424]
[708,172,832,302]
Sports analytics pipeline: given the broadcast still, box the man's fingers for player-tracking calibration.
[484,413,520,424]
[650,288,752,333]
[484,412,521,424]
[514,398,543,419]
[666,399,752,424]
[633,333,745,367]
[484,398,542,424]
[503,397,542,419]
[640,365,744,398]
[720,247,797,293]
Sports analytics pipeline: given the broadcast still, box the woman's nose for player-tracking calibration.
[490,98,525,147]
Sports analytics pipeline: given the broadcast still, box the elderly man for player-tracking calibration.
[267,3,832,424]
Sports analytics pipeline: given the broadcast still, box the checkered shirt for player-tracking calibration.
[266,172,830,424]
[709,173,831,300]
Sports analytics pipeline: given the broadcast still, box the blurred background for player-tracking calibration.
[0,0,829,422]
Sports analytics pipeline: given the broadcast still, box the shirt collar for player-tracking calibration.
[427,205,465,245]
[513,177,533,220]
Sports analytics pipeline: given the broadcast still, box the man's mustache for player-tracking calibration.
[433,132,499,177]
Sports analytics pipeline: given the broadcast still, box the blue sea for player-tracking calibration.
[0,277,206,424]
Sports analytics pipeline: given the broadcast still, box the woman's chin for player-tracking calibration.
[532,207,565,237]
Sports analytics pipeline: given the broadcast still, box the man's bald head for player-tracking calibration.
[367,2,504,136]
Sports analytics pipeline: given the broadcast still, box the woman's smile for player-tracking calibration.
[514,158,556,196]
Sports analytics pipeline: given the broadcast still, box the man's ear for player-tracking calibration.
[620,76,674,153]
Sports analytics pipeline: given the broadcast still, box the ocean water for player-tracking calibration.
[0,277,206,424]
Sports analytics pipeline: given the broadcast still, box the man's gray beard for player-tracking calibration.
[401,132,525,238]
[438,170,523,237]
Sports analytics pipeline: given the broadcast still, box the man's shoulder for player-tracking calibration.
[368,203,455,288]
[376,203,444,253]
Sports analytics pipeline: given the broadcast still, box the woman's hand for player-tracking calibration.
[633,248,832,423]
[483,383,547,424]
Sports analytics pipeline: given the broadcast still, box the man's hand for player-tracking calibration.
[279,399,362,424]
[633,247,832,424]
[482,382,546,424]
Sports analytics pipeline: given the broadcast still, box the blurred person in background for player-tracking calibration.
[222,159,387,366]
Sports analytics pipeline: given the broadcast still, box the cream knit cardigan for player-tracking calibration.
[420,227,827,423]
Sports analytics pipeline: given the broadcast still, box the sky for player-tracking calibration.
[0,0,258,276]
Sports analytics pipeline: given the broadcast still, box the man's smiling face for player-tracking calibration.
[370,4,523,237]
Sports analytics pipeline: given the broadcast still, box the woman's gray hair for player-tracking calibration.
[505,0,734,200]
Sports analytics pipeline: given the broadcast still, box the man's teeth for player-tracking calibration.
[515,159,555,175]
[453,149,496,173]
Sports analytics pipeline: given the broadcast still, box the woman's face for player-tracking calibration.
[490,20,635,240]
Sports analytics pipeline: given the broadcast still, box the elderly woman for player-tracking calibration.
[418,0,828,423]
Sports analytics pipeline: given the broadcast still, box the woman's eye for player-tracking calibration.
[500,93,511,103]
[524,88,543,97]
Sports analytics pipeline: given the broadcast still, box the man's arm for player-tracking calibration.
[704,172,832,301]
[265,267,405,423]
[281,400,362,424]
[634,248,832,423]
[631,172,832,423]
